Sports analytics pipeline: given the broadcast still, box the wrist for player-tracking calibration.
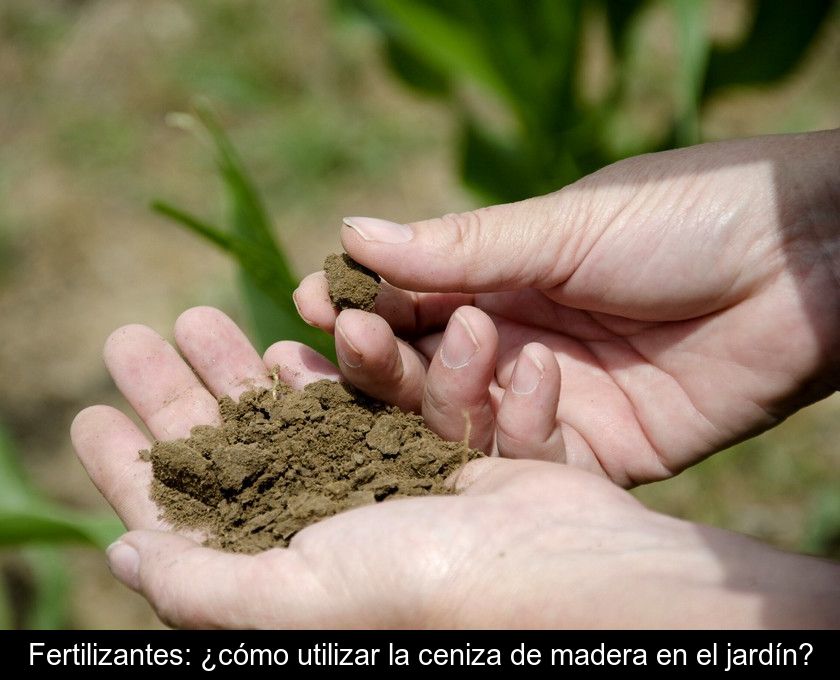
[635,516,840,628]
[782,129,840,388]
[443,504,840,629]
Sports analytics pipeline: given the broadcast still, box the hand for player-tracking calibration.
[72,307,840,628]
[295,130,840,486]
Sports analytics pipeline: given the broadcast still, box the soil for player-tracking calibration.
[324,253,381,312]
[143,379,483,553]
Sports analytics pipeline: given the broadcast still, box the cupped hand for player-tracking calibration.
[71,308,839,628]
[295,130,840,486]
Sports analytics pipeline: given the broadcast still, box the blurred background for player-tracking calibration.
[0,0,837,628]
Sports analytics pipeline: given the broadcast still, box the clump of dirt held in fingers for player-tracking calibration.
[324,252,381,312]
[143,380,483,553]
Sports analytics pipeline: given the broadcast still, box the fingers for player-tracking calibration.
[263,340,340,390]
[174,307,272,400]
[109,531,370,628]
[104,325,220,440]
[423,306,498,452]
[71,405,163,531]
[105,309,343,440]
[107,531,330,628]
[495,343,566,462]
[340,201,575,293]
[295,271,472,337]
[293,272,334,329]
[334,309,428,412]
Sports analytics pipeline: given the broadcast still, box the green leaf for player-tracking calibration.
[460,119,537,203]
[192,104,297,290]
[604,0,647,55]
[151,201,237,253]
[152,200,333,358]
[703,0,834,95]
[382,37,452,96]
[239,272,321,356]
[674,0,710,146]
[0,425,124,551]
[0,579,12,630]
[153,107,336,359]
[468,0,581,125]
[152,201,289,287]
[24,547,70,629]
[0,506,123,550]
[363,0,513,106]
[0,426,36,508]
[803,488,840,558]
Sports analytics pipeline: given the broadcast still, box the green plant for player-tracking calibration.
[340,0,834,202]
[0,427,121,551]
[803,488,840,558]
[153,103,334,357]
[0,425,123,628]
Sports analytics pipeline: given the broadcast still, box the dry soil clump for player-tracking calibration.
[324,253,381,312]
[144,380,482,553]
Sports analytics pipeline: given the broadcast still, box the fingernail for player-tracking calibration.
[336,324,363,368]
[511,347,544,395]
[343,216,413,244]
[441,312,479,369]
[106,540,140,591]
[291,289,314,327]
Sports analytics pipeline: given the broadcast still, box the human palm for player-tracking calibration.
[71,308,839,628]
[71,307,697,628]
[295,131,840,486]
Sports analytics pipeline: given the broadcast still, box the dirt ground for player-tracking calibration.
[0,0,837,628]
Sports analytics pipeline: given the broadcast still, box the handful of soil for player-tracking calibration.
[144,379,482,553]
[324,252,381,312]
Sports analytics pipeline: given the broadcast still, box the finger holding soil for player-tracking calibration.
[334,309,429,412]
[295,269,472,336]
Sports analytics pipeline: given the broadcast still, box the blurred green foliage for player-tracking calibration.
[0,428,121,550]
[341,0,834,201]
[0,426,122,628]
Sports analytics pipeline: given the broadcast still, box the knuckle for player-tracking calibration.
[422,380,454,422]
[152,602,184,629]
[439,210,486,285]
[150,584,192,629]
[440,209,482,244]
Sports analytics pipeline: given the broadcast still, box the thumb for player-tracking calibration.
[107,531,334,628]
[340,194,579,293]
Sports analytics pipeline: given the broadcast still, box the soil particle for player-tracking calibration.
[145,379,482,553]
[324,253,381,312]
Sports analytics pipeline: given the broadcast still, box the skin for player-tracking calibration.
[72,130,840,628]
[296,129,840,486]
[72,308,840,629]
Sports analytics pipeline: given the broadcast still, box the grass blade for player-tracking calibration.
[0,425,124,551]
[153,108,335,358]
[0,506,123,550]
[194,102,298,292]
[24,547,70,629]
